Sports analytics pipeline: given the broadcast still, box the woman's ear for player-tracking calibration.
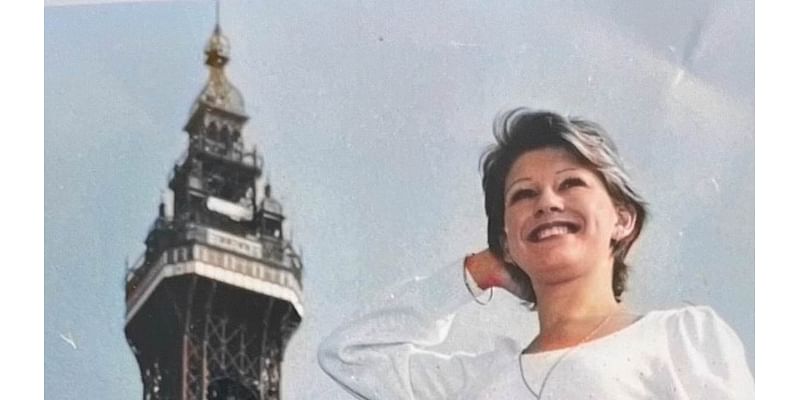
[613,204,637,241]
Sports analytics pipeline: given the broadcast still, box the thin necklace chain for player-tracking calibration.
[518,312,616,399]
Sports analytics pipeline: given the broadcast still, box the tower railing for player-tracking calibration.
[125,241,303,317]
[125,222,303,303]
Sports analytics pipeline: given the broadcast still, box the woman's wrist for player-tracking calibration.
[464,250,503,290]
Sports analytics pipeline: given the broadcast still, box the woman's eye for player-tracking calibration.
[559,177,586,190]
[509,189,536,204]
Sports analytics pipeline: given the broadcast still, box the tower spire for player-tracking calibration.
[189,8,247,118]
[215,0,220,27]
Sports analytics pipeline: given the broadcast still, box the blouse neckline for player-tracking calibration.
[521,309,663,359]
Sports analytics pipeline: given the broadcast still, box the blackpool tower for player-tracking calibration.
[124,23,304,400]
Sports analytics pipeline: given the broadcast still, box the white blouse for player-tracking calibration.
[318,258,754,399]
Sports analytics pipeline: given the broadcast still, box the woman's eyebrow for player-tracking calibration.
[556,167,578,175]
[504,167,580,196]
[504,178,532,197]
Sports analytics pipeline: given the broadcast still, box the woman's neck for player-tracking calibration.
[529,262,623,351]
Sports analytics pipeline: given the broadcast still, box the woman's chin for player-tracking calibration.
[518,252,583,278]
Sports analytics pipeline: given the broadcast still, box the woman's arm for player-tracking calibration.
[317,252,522,400]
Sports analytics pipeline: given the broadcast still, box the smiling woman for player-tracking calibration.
[317,109,754,399]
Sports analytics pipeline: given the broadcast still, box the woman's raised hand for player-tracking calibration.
[465,249,533,302]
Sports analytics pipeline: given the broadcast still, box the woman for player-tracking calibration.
[318,109,754,399]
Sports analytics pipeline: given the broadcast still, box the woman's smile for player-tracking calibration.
[525,218,582,243]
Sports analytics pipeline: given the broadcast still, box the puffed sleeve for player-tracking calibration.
[317,257,518,400]
[665,306,754,399]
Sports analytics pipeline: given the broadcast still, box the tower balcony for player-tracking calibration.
[125,223,304,325]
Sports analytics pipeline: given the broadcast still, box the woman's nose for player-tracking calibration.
[534,189,564,216]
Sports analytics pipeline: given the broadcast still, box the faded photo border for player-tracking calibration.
[35,0,775,399]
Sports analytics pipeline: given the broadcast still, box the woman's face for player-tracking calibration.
[502,147,626,284]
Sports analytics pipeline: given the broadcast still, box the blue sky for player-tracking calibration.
[45,1,754,398]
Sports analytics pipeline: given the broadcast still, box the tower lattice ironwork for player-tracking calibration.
[125,23,303,400]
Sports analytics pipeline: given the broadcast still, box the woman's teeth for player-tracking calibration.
[536,225,569,241]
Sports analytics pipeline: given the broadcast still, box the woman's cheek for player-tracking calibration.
[505,216,527,259]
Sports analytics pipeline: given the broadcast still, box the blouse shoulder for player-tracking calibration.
[657,305,754,399]
[658,305,744,358]
[660,305,727,332]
